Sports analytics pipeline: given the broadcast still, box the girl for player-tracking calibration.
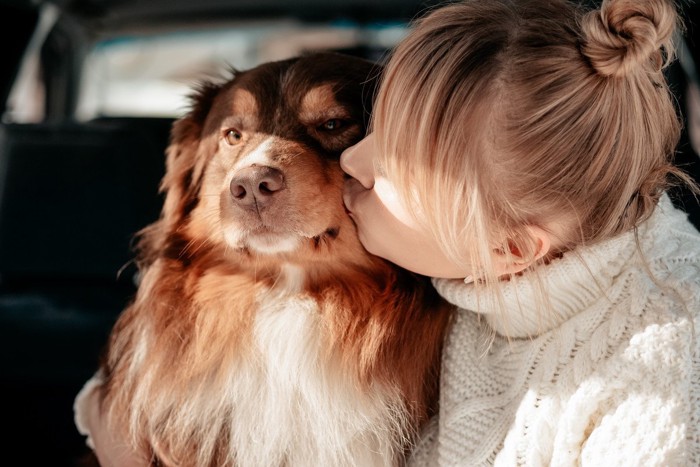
[341,0,700,465]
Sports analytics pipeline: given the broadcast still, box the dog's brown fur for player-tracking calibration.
[94,52,453,466]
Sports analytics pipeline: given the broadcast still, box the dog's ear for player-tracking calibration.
[160,81,223,227]
[134,81,222,267]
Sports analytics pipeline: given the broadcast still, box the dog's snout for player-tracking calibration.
[230,166,285,208]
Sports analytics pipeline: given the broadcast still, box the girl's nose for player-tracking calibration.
[340,134,376,189]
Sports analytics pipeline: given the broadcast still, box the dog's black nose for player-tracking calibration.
[230,165,285,208]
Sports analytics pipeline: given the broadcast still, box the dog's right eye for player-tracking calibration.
[319,119,345,132]
[224,129,243,145]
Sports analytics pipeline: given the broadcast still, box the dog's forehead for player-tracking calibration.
[202,54,375,142]
[228,79,341,117]
[231,55,370,105]
[299,83,341,115]
[229,87,258,116]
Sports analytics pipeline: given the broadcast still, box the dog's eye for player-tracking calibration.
[225,129,242,145]
[320,119,345,131]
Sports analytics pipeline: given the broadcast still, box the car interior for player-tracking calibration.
[0,0,698,465]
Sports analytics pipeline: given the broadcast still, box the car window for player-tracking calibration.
[75,20,408,119]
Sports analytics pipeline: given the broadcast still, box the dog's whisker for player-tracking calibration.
[179,234,214,258]
[198,212,223,223]
[222,239,230,257]
[188,236,215,257]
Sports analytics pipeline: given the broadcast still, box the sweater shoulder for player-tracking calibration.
[644,197,700,268]
[629,200,700,323]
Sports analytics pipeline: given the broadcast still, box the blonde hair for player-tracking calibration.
[372,0,691,313]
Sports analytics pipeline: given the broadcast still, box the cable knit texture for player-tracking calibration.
[409,194,700,466]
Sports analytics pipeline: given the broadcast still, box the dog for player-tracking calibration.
[84,52,452,467]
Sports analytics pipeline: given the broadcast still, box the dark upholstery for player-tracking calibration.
[0,118,170,466]
[0,120,168,281]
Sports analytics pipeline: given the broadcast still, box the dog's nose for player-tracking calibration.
[230,166,285,208]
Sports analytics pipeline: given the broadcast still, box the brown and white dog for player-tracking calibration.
[85,52,452,467]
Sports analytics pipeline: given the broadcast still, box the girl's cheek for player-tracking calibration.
[370,197,411,256]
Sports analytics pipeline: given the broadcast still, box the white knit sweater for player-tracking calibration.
[409,195,700,466]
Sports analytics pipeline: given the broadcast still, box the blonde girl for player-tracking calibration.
[341,0,700,465]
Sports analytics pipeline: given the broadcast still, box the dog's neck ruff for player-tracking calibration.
[110,259,411,467]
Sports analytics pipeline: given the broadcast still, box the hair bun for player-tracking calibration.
[581,0,677,78]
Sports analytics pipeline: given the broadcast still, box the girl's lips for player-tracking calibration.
[343,196,354,217]
[343,177,364,216]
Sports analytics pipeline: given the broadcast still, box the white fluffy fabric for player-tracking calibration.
[409,194,700,466]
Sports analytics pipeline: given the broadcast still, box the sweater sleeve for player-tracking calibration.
[578,321,697,467]
[73,371,105,449]
[406,415,440,466]
[580,387,688,466]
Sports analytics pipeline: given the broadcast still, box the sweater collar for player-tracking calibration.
[431,198,672,338]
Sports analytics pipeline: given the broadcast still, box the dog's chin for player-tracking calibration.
[246,233,301,255]
[223,227,301,255]
[223,223,344,255]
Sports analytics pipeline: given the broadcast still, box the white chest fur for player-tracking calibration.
[222,269,407,467]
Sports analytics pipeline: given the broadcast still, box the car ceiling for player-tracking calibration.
[2,0,442,26]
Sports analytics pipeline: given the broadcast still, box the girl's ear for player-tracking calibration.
[492,226,552,276]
